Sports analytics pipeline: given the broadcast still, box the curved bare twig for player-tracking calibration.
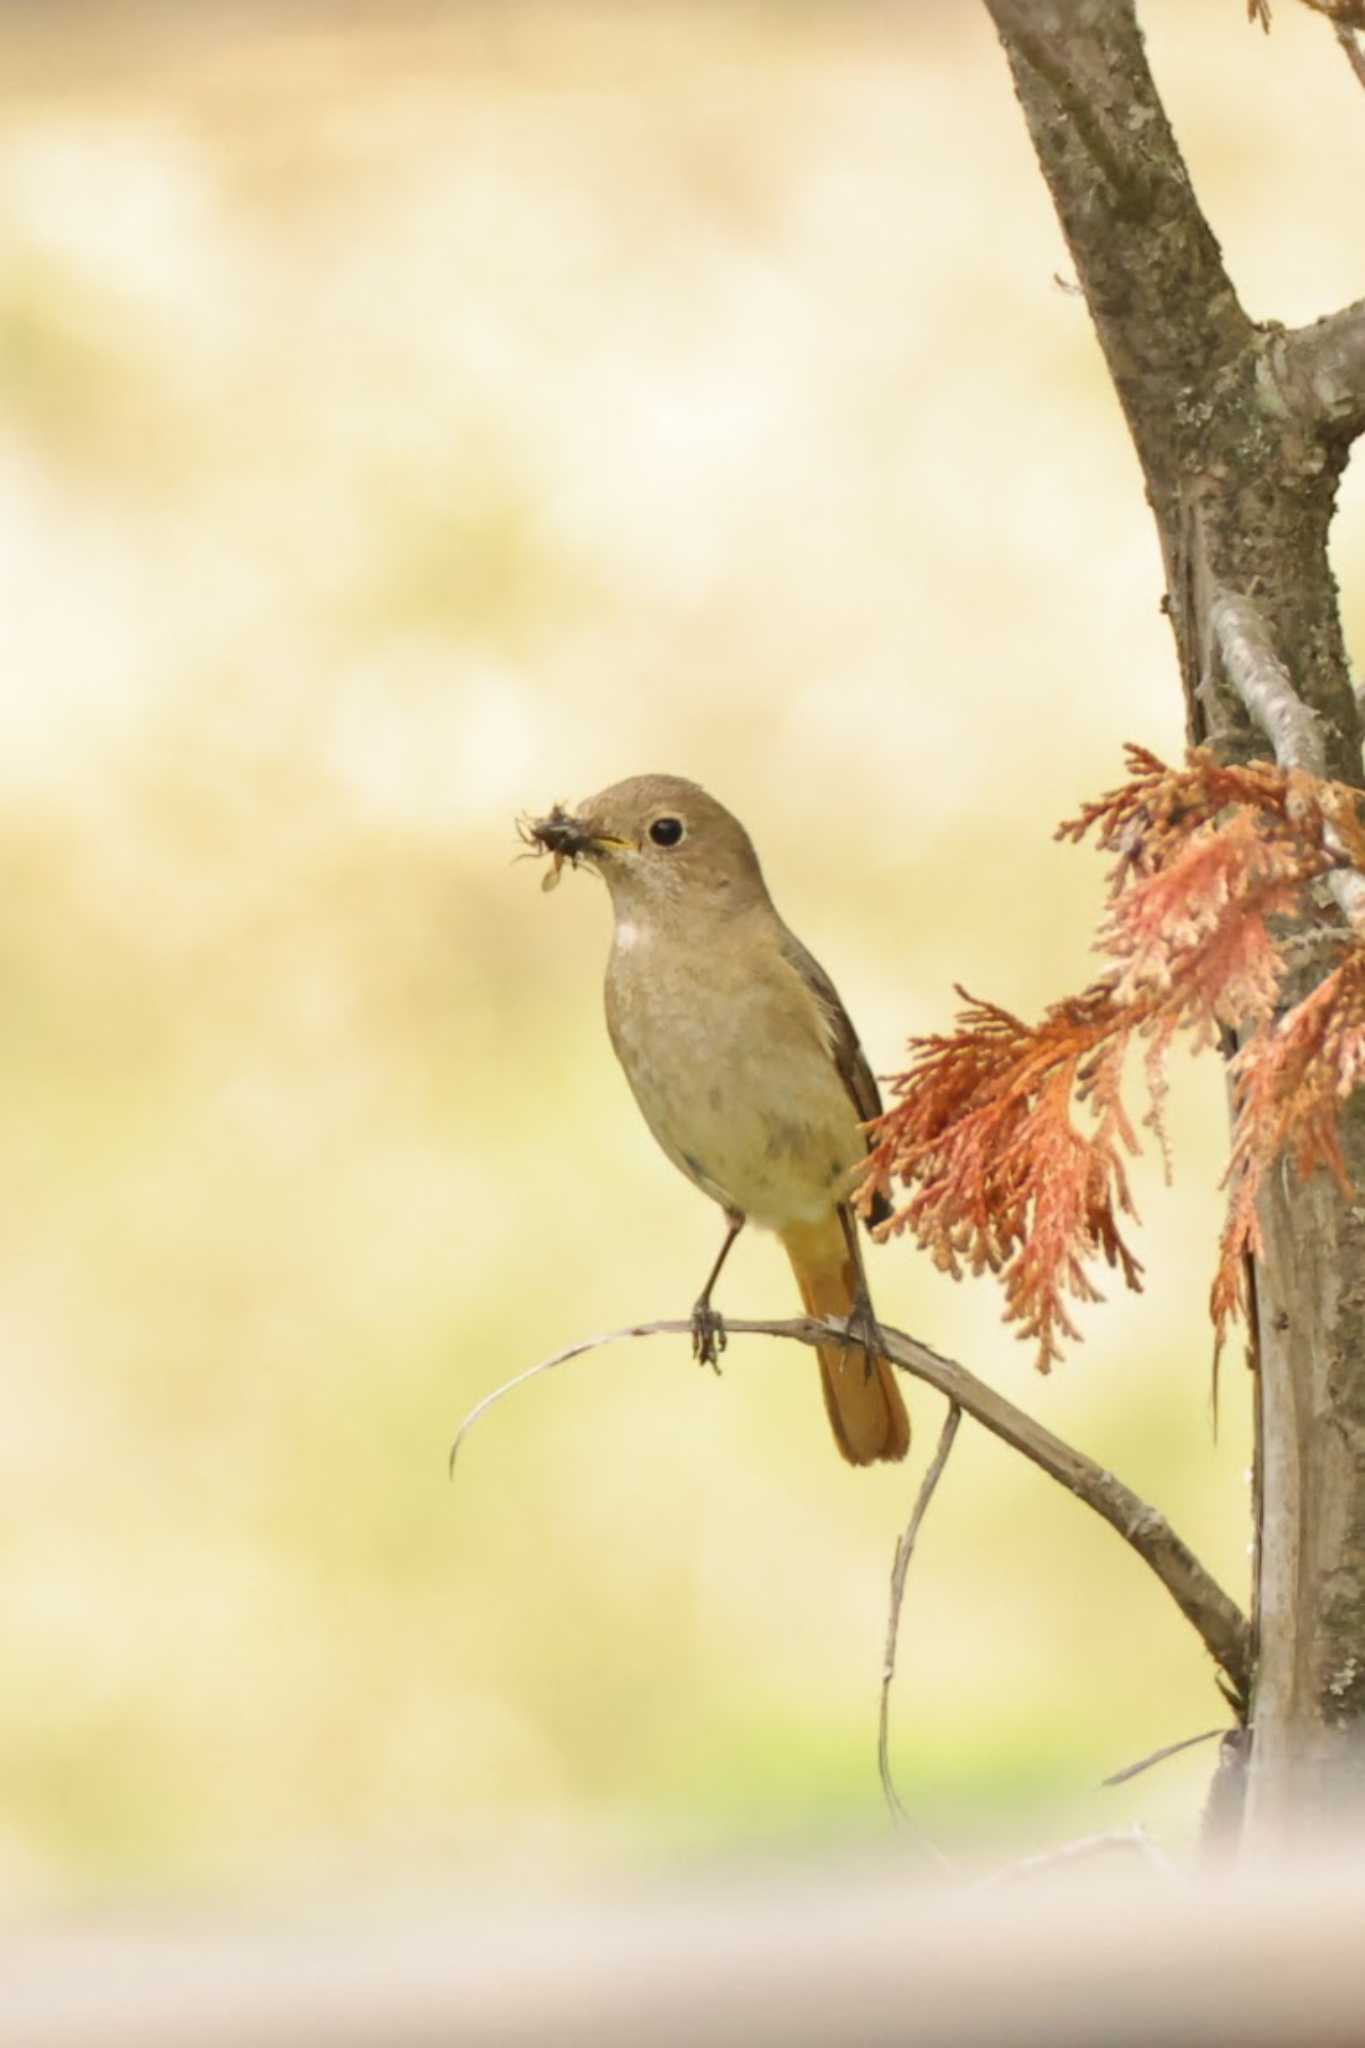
[449,1313,1253,1706]
[879,1401,962,1848]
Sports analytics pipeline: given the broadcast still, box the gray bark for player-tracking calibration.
[982,0,1365,1848]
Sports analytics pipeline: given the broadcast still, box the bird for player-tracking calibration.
[527,773,909,1467]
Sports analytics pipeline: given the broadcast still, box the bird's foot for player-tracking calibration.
[843,1289,886,1383]
[691,1299,727,1375]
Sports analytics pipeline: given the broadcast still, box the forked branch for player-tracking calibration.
[450,1314,1253,1707]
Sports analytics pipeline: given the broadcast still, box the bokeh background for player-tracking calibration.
[3,0,1362,1915]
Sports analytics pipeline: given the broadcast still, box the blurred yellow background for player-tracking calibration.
[3,0,1362,1913]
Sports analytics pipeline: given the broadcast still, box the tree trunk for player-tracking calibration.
[1248,1144,1365,1837]
[982,0,1365,1847]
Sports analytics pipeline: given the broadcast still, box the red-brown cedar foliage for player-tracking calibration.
[858,746,1365,1370]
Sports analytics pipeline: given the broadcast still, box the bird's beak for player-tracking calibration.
[578,825,636,859]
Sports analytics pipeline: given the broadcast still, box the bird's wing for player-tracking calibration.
[776,924,892,1228]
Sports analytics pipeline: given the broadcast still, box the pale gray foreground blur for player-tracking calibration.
[10,1856,1365,2047]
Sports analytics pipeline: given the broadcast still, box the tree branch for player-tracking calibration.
[1272,299,1365,443]
[984,0,1361,781]
[1333,21,1365,91]
[1210,591,1327,778]
[1260,3,1365,91]
[983,0,1253,479]
[1211,588,1365,927]
[450,1314,1253,1707]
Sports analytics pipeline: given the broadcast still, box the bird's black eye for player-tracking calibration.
[649,816,685,848]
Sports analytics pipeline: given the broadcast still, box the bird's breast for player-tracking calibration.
[603,921,865,1228]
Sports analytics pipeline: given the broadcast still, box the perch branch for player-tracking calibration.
[451,1315,1253,1707]
[878,1402,962,1844]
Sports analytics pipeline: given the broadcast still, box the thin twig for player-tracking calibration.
[447,1320,675,1474]
[1102,1726,1227,1787]
[973,1824,1181,1890]
[878,1402,962,1852]
[450,1314,1253,1705]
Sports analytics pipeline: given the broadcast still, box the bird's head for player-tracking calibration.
[523,775,769,919]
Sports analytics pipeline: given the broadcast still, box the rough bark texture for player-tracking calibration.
[1253,1158,1365,1831]
[983,0,1365,1848]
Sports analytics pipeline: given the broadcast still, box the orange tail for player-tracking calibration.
[780,1214,910,1467]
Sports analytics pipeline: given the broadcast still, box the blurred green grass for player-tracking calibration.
[0,0,1358,1910]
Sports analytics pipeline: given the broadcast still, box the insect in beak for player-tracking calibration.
[518,805,637,890]
[517,805,605,891]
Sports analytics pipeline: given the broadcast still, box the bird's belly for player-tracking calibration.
[608,989,864,1229]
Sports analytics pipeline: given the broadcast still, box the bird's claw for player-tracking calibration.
[843,1290,886,1383]
[691,1300,727,1375]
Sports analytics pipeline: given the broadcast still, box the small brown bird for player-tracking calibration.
[528,774,909,1467]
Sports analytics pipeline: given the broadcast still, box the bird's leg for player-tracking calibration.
[691,1209,745,1374]
[837,1203,886,1382]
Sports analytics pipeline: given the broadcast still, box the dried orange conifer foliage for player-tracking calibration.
[859,747,1365,1369]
